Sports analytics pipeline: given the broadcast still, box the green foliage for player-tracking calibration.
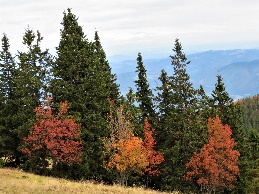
[15,28,52,165]
[239,95,259,134]
[246,129,259,193]
[155,39,206,192]
[0,34,17,161]
[0,9,257,193]
[50,9,119,181]
[121,88,142,136]
[0,30,52,166]
[134,53,156,126]
[93,31,120,101]
[208,75,251,193]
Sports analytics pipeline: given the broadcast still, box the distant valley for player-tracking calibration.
[108,49,259,100]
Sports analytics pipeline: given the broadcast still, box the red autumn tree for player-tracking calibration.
[184,115,240,193]
[23,101,82,167]
[143,117,164,176]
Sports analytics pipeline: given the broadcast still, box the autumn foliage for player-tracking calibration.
[184,115,240,193]
[104,102,163,186]
[143,117,164,176]
[103,104,146,185]
[23,101,82,165]
[107,136,148,185]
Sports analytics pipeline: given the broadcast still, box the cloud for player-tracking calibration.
[1,0,259,56]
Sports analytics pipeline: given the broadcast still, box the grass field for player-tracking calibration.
[0,168,177,194]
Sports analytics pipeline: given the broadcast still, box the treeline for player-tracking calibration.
[239,95,259,133]
[0,9,258,193]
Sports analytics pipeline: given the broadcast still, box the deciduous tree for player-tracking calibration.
[210,75,249,193]
[107,137,148,186]
[104,103,148,186]
[184,116,240,194]
[143,117,164,176]
[23,101,82,171]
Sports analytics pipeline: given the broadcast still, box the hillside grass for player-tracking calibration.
[0,168,176,194]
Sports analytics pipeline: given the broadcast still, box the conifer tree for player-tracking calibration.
[0,34,18,163]
[155,69,172,147]
[210,75,242,139]
[50,9,119,181]
[14,28,52,166]
[122,87,142,136]
[0,29,51,166]
[156,39,205,192]
[210,74,250,193]
[93,31,120,101]
[134,53,155,126]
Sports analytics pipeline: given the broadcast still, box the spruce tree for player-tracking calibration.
[93,31,120,101]
[123,87,142,136]
[210,74,251,193]
[134,52,155,126]
[50,9,119,181]
[155,69,171,146]
[156,39,205,192]
[0,34,18,164]
[16,28,52,167]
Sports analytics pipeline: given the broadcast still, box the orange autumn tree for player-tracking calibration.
[143,117,164,176]
[103,103,148,186]
[184,115,240,194]
[23,101,82,170]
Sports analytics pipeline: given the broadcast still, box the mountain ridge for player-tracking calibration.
[108,49,259,100]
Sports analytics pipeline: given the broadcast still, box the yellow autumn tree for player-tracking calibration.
[103,102,148,186]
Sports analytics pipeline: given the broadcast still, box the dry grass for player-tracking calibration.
[0,168,177,194]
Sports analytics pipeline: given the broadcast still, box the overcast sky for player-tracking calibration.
[1,0,259,58]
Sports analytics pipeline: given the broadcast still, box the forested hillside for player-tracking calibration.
[239,95,259,133]
[0,9,258,194]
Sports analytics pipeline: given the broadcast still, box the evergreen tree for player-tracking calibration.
[93,31,120,101]
[0,34,18,164]
[15,28,52,166]
[156,39,205,192]
[246,129,259,193]
[118,88,142,137]
[0,28,52,167]
[155,69,171,146]
[210,75,251,193]
[134,53,155,126]
[50,9,118,181]
[237,95,259,133]
[210,75,243,144]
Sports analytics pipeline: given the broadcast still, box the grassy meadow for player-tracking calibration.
[0,168,178,194]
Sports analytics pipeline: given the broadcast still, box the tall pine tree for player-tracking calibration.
[156,39,205,192]
[134,52,155,126]
[0,34,18,164]
[93,31,120,101]
[50,9,119,181]
[210,74,250,193]
[16,28,52,167]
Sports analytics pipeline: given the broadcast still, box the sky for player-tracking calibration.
[1,0,259,59]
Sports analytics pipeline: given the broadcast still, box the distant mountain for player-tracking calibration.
[109,49,259,100]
